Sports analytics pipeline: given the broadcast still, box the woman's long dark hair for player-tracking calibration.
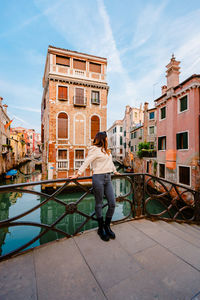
[93,131,111,155]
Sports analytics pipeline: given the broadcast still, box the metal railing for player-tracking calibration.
[0,173,199,261]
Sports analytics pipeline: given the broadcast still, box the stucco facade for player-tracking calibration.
[155,56,200,189]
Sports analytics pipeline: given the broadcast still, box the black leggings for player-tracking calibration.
[92,173,116,219]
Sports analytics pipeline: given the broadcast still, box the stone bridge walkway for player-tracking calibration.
[1,219,200,300]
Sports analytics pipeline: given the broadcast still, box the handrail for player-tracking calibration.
[0,173,199,261]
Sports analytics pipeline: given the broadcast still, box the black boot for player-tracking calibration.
[104,217,116,239]
[97,217,110,241]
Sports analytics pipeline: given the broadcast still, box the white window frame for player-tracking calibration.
[149,111,155,120]
[176,130,189,151]
[177,164,191,187]
[91,89,101,106]
[148,125,155,135]
[74,148,85,170]
[56,83,69,103]
[57,148,69,170]
[159,106,166,121]
[158,136,166,152]
[178,93,189,114]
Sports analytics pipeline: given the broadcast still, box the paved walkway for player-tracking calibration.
[1,219,200,300]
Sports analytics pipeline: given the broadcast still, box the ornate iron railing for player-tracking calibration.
[0,173,199,262]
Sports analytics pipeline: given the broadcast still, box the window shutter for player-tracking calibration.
[158,137,161,150]
[89,62,101,73]
[180,96,187,112]
[58,86,68,100]
[91,116,100,139]
[58,149,67,160]
[56,56,70,66]
[75,150,84,159]
[73,59,86,70]
[176,134,180,149]
[58,113,68,139]
[183,132,188,149]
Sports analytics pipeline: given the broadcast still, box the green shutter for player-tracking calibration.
[161,107,166,119]
[180,96,188,112]
[120,136,123,145]
[183,132,188,149]
[176,134,180,149]
[158,137,161,150]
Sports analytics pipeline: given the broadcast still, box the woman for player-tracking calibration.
[69,131,120,241]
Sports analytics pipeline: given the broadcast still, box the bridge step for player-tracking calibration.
[131,219,200,271]
[0,219,200,300]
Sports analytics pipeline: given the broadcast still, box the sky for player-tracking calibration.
[1,0,200,132]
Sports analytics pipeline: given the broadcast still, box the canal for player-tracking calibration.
[0,163,133,256]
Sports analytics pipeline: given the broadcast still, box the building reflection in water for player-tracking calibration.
[0,173,132,255]
[40,177,132,245]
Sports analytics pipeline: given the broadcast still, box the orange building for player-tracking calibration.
[41,45,109,180]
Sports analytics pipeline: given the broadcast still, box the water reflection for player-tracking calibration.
[0,173,132,256]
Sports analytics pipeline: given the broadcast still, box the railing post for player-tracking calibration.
[132,174,145,218]
[194,189,200,222]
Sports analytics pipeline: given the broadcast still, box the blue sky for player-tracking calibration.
[1,0,200,132]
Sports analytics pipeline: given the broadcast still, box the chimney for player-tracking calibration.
[144,102,149,112]
[3,104,8,114]
[166,54,180,89]
[0,97,3,106]
[161,85,167,95]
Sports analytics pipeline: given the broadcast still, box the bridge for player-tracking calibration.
[0,174,200,299]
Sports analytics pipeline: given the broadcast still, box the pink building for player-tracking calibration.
[155,55,200,189]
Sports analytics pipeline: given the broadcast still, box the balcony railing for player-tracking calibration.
[73,96,87,106]
[57,160,68,169]
[50,64,106,82]
[0,173,199,261]
[75,160,84,169]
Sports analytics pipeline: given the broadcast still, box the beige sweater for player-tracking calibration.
[77,146,117,175]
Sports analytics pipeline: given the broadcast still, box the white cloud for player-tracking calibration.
[9,105,40,113]
[33,0,200,128]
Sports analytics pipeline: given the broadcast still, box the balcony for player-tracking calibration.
[73,96,87,107]
[75,160,84,169]
[57,160,68,170]
[50,64,106,82]
[139,149,157,158]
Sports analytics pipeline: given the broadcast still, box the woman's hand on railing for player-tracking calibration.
[114,171,121,176]
[69,173,79,180]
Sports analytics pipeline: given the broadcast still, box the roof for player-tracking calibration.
[48,45,107,61]
[154,74,200,102]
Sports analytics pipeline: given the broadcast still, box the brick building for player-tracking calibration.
[41,46,109,180]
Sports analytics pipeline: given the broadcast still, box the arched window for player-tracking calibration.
[91,115,100,139]
[58,113,68,139]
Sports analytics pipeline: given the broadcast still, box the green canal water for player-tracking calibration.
[0,169,133,256]
[0,163,175,256]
